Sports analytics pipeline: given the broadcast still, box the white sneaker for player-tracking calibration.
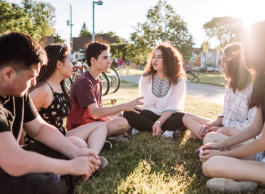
[189,132,198,139]
[99,156,108,168]
[162,131,174,138]
[206,178,257,192]
[131,128,140,135]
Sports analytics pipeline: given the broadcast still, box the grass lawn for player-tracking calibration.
[187,72,227,87]
[73,80,265,194]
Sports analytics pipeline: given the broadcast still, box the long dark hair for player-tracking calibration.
[30,44,73,109]
[223,43,252,93]
[242,21,265,109]
[144,42,187,86]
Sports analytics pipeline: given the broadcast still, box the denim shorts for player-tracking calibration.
[118,65,123,70]
[255,151,265,163]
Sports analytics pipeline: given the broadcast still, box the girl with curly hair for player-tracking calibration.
[123,43,187,139]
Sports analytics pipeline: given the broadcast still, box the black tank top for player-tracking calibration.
[25,82,70,144]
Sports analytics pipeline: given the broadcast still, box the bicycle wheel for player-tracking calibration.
[65,78,73,94]
[99,72,110,96]
[106,66,120,94]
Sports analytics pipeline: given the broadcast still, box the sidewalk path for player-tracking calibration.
[119,75,225,105]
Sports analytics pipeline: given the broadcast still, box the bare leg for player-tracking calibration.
[66,121,107,154]
[182,113,211,138]
[216,127,239,137]
[203,132,255,160]
[203,156,265,184]
[105,117,129,137]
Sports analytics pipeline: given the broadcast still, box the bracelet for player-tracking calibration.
[155,120,161,127]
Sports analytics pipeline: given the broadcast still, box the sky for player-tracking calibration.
[11,0,265,48]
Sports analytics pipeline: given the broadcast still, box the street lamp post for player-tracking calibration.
[92,1,103,42]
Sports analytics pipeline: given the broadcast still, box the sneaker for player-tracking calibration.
[162,131,174,138]
[189,132,198,139]
[102,141,112,150]
[107,134,132,142]
[99,156,108,168]
[173,130,182,140]
[206,178,257,192]
[131,128,140,135]
[195,148,201,159]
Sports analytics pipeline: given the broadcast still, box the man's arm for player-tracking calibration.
[88,97,144,119]
[24,115,98,160]
[0,132,98,179]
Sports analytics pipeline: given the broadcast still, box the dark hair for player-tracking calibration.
[144,42,186,85]
[0,32,47,71]
[223,43,252,93]
[242,21,265,109]
[30,44,73,109]
[85,41,110,67]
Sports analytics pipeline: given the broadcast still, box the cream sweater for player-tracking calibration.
[139,74,186,116]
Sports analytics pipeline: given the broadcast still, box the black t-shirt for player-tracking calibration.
[0,91,38,141]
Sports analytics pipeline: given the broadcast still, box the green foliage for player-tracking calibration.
[53,33,65,43]
[79,22,92,37]
[0,1,41,40]
[201,41,210,54]
[110,43,130,60]
[21,0,56,36]
[203,16,244,47]
[130,0,195,60]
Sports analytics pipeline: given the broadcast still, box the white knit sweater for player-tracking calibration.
[139,74,186,116]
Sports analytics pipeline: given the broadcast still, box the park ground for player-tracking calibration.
[118,68,227,87]
[72,80,265,194]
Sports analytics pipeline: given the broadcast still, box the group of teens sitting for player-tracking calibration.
[0,21,265,193]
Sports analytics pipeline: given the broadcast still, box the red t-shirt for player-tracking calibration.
[66,71,104,130]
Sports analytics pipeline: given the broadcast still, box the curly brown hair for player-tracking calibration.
[144,42,186,85]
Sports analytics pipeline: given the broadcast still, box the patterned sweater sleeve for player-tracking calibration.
[162,77,186,113]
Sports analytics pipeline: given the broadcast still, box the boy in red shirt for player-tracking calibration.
[67,42,143,139]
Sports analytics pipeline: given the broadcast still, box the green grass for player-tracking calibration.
[73,80,265,194]
[188,72,227,87]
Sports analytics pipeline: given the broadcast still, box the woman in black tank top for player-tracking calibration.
[21,44,108,166]
[197,21,265,192]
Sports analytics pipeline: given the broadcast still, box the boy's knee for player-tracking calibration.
[116,117,129,132]
[67,136,88,148]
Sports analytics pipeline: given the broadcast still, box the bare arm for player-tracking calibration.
[88,97,144,119]
[211,116,223,126]
[0,132,99,179]
[202,106,262,151]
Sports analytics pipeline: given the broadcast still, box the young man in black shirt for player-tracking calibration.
[0,32,100,194]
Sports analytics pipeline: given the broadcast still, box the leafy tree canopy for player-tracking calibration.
[79,22,92,37]
[0,1,41,40]
[130,0,195,59]
[21,0,56,36]
[203,16,244,47]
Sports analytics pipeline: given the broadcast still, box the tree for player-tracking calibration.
[79,22,92,37]
[21,0,56,36]
[96,31,123,43]
[0,1,41,40]
[203,16,244,47]
[53,33,65,43]
[130,0,194,59]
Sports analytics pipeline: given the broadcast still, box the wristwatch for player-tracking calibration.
[155,120,162,127]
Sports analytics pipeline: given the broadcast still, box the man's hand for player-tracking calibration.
[152,122,162,136]
[71,148,99,160]
[122,97,144,114]
[70,156,100,181]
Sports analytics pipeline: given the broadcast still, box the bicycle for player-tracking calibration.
[65,58,120,96]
